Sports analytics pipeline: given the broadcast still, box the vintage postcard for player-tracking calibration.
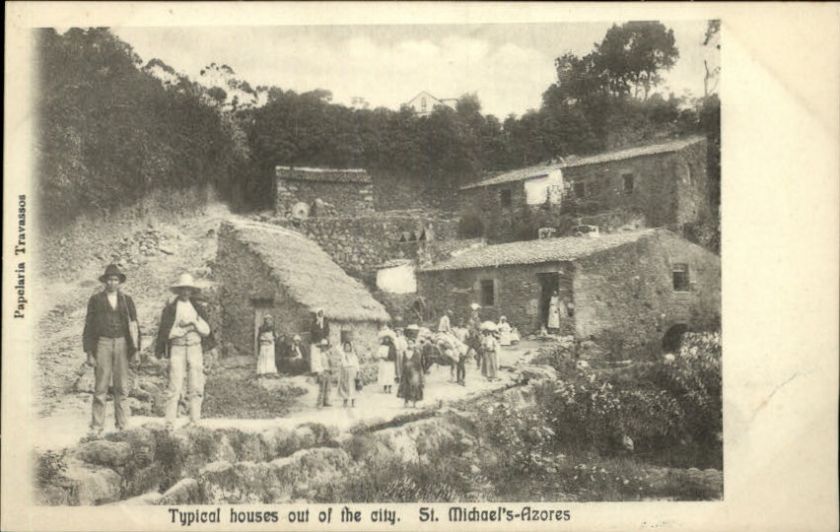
[3,2,838,531]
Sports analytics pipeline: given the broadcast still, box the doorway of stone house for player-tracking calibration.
[662,323,689,353]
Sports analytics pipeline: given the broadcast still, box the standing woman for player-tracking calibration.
[338,341,360,408]
[256,315,278,376]
[548,291,561,332]
[397,340,425,408]
[481,322,499,381]
[377,335,397,394]
[393,327,407,385]
[309,309,330,374]
[497,316,512,347]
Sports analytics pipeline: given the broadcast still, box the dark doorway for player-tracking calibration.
[662,324,689,353]
[537,273,559,327]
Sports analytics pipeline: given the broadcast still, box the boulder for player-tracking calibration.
[517,365,558,383]
[64,458,123,505]
[198,448,351,504]
[158,478,200,505]
[77,440,132,468]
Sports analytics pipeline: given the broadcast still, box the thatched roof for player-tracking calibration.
[461,136,706,190]
[419,229,657,272]
[222,219,389,322]
[275,166,371,184]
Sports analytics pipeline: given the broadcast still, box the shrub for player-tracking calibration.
[36,450,69,487]
[528,333,721,465]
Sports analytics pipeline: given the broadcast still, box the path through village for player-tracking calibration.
[34,203,538,452]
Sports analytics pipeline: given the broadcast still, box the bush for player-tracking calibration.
[36,450,69,487]
[529,333,721,466]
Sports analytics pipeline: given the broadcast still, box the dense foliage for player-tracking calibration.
[38,22,720,232]
[323,331,722,502]
[37,28,246,226]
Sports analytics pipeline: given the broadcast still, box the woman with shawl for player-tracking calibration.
[397,340,425,408]
[256,315,278,376]
[378,333,397,394]
[338,340,360,408]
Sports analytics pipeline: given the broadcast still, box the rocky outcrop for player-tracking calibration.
[198,448,351,504]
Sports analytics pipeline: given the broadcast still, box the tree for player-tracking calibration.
[592,21,679,100]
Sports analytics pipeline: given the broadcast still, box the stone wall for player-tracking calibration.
[416,262,576,335]
[460,141,709,243]
[215,224,381,359]
[275,213,459,281]
[371,173,462,212]
[573,231,720,357]
[418,231,720,357]
[275,178,374,218]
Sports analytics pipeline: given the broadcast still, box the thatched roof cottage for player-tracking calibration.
[216,219,390,359]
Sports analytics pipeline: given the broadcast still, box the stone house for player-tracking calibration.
[416,228,720,357]
[460,136,709,242]
[274,166,374,218]
[216,219,390,360]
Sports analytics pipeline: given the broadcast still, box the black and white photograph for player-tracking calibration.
[3,3,838,531]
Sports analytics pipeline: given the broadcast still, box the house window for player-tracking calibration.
[573,181,587,198]
[622,173,635,194]
[500,189,512,208]
[420,98,427,112]
[672,263,690,291]
[480,279,495,306]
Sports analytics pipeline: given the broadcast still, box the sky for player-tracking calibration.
[113,21,718,118]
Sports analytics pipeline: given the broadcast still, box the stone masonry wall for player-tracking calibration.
[215,224,381,359]
[372,174,462,212]
[460,141,709,243]
[275,179,374,218]
[275,214,459,282]
[573,231,720,357]
[416,262,575,335]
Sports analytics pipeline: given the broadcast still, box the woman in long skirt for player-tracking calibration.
[482,326,499,381]
[338,341,360,407]
[377,335,397,393]
[497,316,512,347]
[397,343,424,407]
[256,315,278,376]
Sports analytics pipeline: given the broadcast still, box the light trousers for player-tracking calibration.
[165,343,204,423]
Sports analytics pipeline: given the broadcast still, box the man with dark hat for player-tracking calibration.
[83,264,140,436]
[155,273,216,429]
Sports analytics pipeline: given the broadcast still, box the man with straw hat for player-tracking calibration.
[83,264,140,437]
[155,272,215,429]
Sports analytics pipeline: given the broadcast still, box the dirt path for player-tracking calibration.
[35,204,231,416]
[34,340,538,451]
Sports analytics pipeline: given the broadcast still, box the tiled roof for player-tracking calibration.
[461,136,706,190]
[275,166,372,184]
[418,229,657,272]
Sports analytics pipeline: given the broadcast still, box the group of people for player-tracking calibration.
[83,262,525,435]
[83,264,215,437]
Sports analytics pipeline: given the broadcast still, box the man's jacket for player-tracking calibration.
[82,291,140,356]
[154,298,217,358]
